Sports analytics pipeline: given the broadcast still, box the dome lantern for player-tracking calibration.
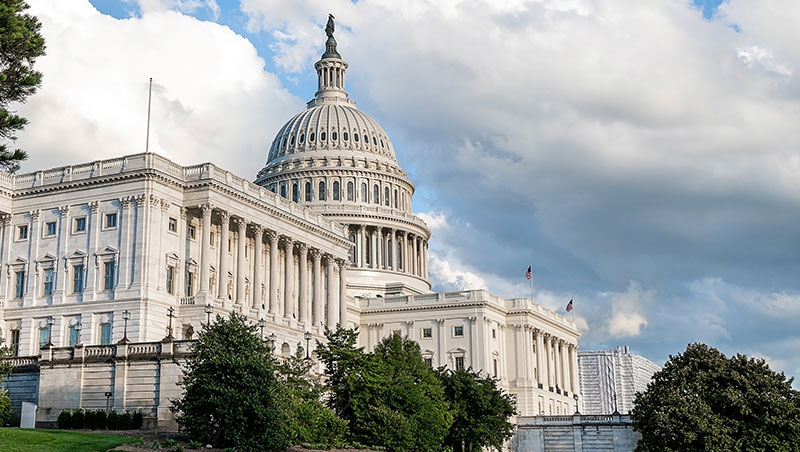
[313,14,349,106]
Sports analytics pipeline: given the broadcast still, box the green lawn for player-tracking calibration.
[0,428,141,452]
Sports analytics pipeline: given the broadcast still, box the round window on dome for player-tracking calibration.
[354,134,359,142]
[332,131,338,141]
[343,132,348,141]
[290,136,295,146]
[321,132,327,141]
[372,136,377,145]
[363,134,368,143]
[310,132,315,142]
[299,134,305,144]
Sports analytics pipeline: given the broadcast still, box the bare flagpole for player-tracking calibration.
[145,77,153,152]
[529,262,534,302]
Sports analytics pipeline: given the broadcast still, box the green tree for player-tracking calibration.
[278,344,347,447]
[0,339,13,425]
[316,328,453,452]
[632,343,800,452]
[171,313,290,452]
[437,368,517,452]
[0,0,46,173]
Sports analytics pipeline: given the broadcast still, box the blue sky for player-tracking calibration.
[20,0,800,383]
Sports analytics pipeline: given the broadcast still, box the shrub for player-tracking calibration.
[71,409,85,429]
[57,409,72,429]
[0,390,13,426]
[131,410,144,429]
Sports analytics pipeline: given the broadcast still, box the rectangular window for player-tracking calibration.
[105,213,117,228]
[17,225,28,240]
[45,221,57,236]
[38,327,50,349]
[492,329,496,339]
[453,326,464,337]
[68,324,79,346]
[168,217,177,233]
[166,266,175,294]
[424,358,433,368]
[10,330,20,357]
[74,217,86,233]
[210,231,215,247]
[43,268,54,296]
[455,356,465,371]
[185,271,194,296]
[188,225,196,240]
[103,261,115,290]
[422,328,433,338]
[493,359,498,378]
[73,265,84,293]
[99,323,112,345]
[14,271,25,298]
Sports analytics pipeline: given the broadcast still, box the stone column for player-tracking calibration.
[298,244,308,324]
[217,210,230,300]
[283,237,294,319]
[115,200,129,290]
[553,339,562,392]
[560,341,570,393]
[326,256,338,329]
[401,231,408,273]
[415,236,421,276]
[252,224,263,310]
[544,334,553,390]
[569,344,579,396]
[234,217,247,305]
[376,229,383,270]
[58,205,71,301]
[423,241,428,280]
[535,329,545,388]
[312,250,323,327]
[267,231,279,314]
[390,228,397,271]
[86,203,99,301]
[199,203,212,294]
[359,225,367,268]
[514,325,525,385]
[370,228,377,269]
[337,258,348,327]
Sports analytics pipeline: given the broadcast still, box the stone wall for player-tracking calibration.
[7,340,192,429]
[0,357,39,426]
[511,413,640,452]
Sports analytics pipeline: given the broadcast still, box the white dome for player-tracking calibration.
[266,103,397,165]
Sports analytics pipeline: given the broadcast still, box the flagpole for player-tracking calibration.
[529,262,534,302]
[145,77,153,152]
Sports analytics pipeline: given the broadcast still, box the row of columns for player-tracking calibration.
[197,204,348,329]
[516,325,579,396]
[347,224,428,280]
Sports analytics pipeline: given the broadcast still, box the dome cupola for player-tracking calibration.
[255,15,431,297]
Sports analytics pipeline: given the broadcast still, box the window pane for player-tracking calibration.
[73,265,84,293]
[100,323,112,345]
[104,262,115,290]
[15,271,25,298]
[39,328,50,348]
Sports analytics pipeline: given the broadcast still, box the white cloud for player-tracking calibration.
[607,311,648,338]
[18,1,301,177]
[604,281,653,338]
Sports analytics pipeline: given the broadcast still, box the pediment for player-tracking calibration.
[37,253,57,263]
[96,246,118,256]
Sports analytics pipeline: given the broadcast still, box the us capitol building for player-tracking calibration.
[0,26,586,433]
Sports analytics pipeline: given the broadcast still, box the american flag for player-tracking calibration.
[566,299,573,312]
[525,265,532,280]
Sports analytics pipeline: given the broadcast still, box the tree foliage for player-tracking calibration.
[171,313,290,452]
[0,339,12,425]
[0,0,46,173]
[437,368,517,452]
[632,343,800,452]
[316,328,454,452]
[278,344,347,448]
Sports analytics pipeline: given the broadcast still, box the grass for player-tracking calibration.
[0,428,141,452]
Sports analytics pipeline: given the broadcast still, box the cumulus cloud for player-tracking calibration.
[18,1,302,177]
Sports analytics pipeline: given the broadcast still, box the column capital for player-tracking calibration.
[309,248,322,260]
[232,216,247,230]
[359,224,366,231]
[335,257,347,267]
[298,242,308,253]
[118,197,132,209]
[160,199,171,212]
[0,214,10,226]
[514,324,523,331]
[324,254,335,265]
[218,209,231,220]
[200,203,214,216]
[251,223,263,234]
[148,194,160,207]
[280,235,294,247]
[29,209,40,220]
[265,230,278,242]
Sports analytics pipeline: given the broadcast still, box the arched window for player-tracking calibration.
[333,181,340,200]
[343,132,349,141]
[373,185,380,204]
[347,181,354,201]
[380,139,384,148]
[361,183,367,202]
[280,183,287,198]
[305,181,312,202]
[373,136,377,145]
[317,181,325,201]
[354,133,359,142]
[321,131,327,141]
[348,233,356,263]
[384,187,390,206]
[309,132,315,142]
[299,133,305,144]
[332,131,338,141]
[394,189,398,208]
[397,242,403,269]
[292,183,299,203]
[363,134,368,143]
[290,135,295,146]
